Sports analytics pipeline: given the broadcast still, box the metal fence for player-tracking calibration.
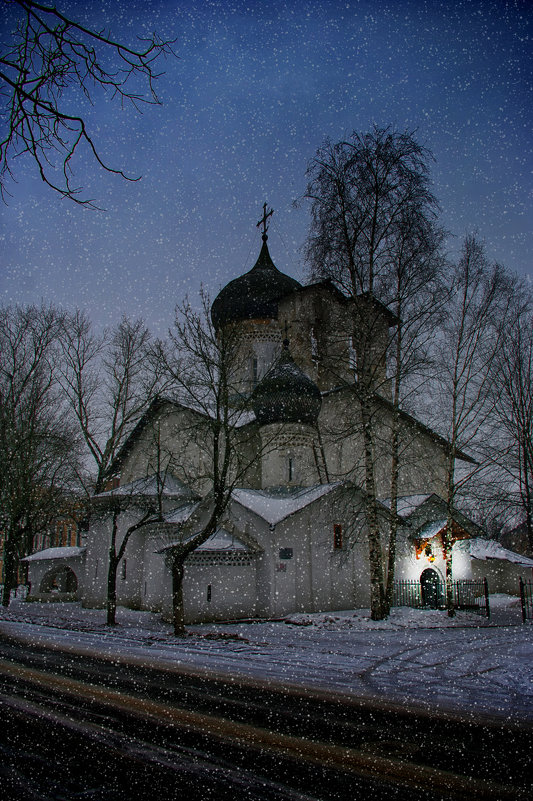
[392,578,490,618]
[519,577,533,622]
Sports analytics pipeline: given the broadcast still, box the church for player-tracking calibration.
[24,216,487,622]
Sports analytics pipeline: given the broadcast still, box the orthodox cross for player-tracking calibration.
[257,203,274,239]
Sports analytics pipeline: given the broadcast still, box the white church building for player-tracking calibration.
[25,227,497,622]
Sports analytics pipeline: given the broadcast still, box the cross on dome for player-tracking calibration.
[257,202,274,241]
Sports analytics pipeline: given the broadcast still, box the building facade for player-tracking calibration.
[25,231,485,620]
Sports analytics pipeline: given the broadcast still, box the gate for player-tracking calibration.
[393,577,490,618]
[452,578,490,618]
[519,577,533,622]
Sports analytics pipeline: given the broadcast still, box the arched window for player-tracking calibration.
[288,457,295,483]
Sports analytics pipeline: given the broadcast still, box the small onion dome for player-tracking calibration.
[252,343,322,425]
[211,239,301,331]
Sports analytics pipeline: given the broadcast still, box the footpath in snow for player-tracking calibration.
[1,595,532,724]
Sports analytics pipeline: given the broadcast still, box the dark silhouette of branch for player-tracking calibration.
[1,0,176,208]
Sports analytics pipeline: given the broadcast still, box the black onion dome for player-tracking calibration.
[211,239,301,330]
[252,345,322,425]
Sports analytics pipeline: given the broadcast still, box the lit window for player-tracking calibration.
[333,524,343,549]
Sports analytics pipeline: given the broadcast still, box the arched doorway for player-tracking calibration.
[420,568,443,609]
[40,566,78,594]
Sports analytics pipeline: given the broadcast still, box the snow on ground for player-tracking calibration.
[1,596,532,723]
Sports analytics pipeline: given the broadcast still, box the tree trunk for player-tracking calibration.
[445,453,456,617]
[444,520,455,618]
[360,393,385,620]
[106,554,119,626]
[384,423,400,617]
[172,557,186,637]
[2,535,18,607]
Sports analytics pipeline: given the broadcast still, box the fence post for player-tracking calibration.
[483,577,490,619]
[519,577,526,624]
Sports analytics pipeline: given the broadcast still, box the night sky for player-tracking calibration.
[1,0,531,335]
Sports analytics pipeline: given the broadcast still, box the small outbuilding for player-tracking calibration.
[470,538,533,595]
[23,546,86,602]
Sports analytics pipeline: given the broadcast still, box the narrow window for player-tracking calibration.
[349,337,358,378]
[288,457,294,482]
[310,326,319,361]
[333,524,343,550]
[207,584,212,603]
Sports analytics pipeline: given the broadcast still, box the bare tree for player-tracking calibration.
[1,0,175,207]
[380,213,447,614]
[435,236,513,615]
[304,126,442,619]
[59,312,161,494]
[0,304,82,605]
[154,291,265,636]
[492,291,533,549]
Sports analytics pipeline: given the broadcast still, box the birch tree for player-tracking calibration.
[304,126,442,619]
[492,293,533,549]
[435,236,513,615]
[380,212,447,614]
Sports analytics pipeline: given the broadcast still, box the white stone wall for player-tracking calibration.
[471,559,532,595]
[82,507,149,610]
[26,553,85,602]
[318,389,448,498]
[258,422,323,489]
[120,405,213,495]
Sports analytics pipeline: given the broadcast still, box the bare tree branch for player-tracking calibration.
[1,0,176,207]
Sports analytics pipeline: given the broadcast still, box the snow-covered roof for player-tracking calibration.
[22,546,86,563]
[381,494,431,518]
[159,527,250,553]
[470,538,533,567]
[165,502,199,524]
[232,483,341,526]
[415,519,447,541]
[196,529,247,551]
[94,474,194,501]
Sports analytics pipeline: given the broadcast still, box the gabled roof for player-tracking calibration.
[232,483,342,526]
[94,472,195,500]
[284,279,351,306]
[165,502,200,525]
[470,538,533,568]
[107,395,257,478]
[196,529,248,551]
[22,546,86,562]
[381,494,431,518]
[106,396,189,477]
[398,493,483,540]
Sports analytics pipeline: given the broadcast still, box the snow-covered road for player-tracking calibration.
[1,597,531,723]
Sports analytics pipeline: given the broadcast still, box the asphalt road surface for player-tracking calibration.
[0,633,530,800]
